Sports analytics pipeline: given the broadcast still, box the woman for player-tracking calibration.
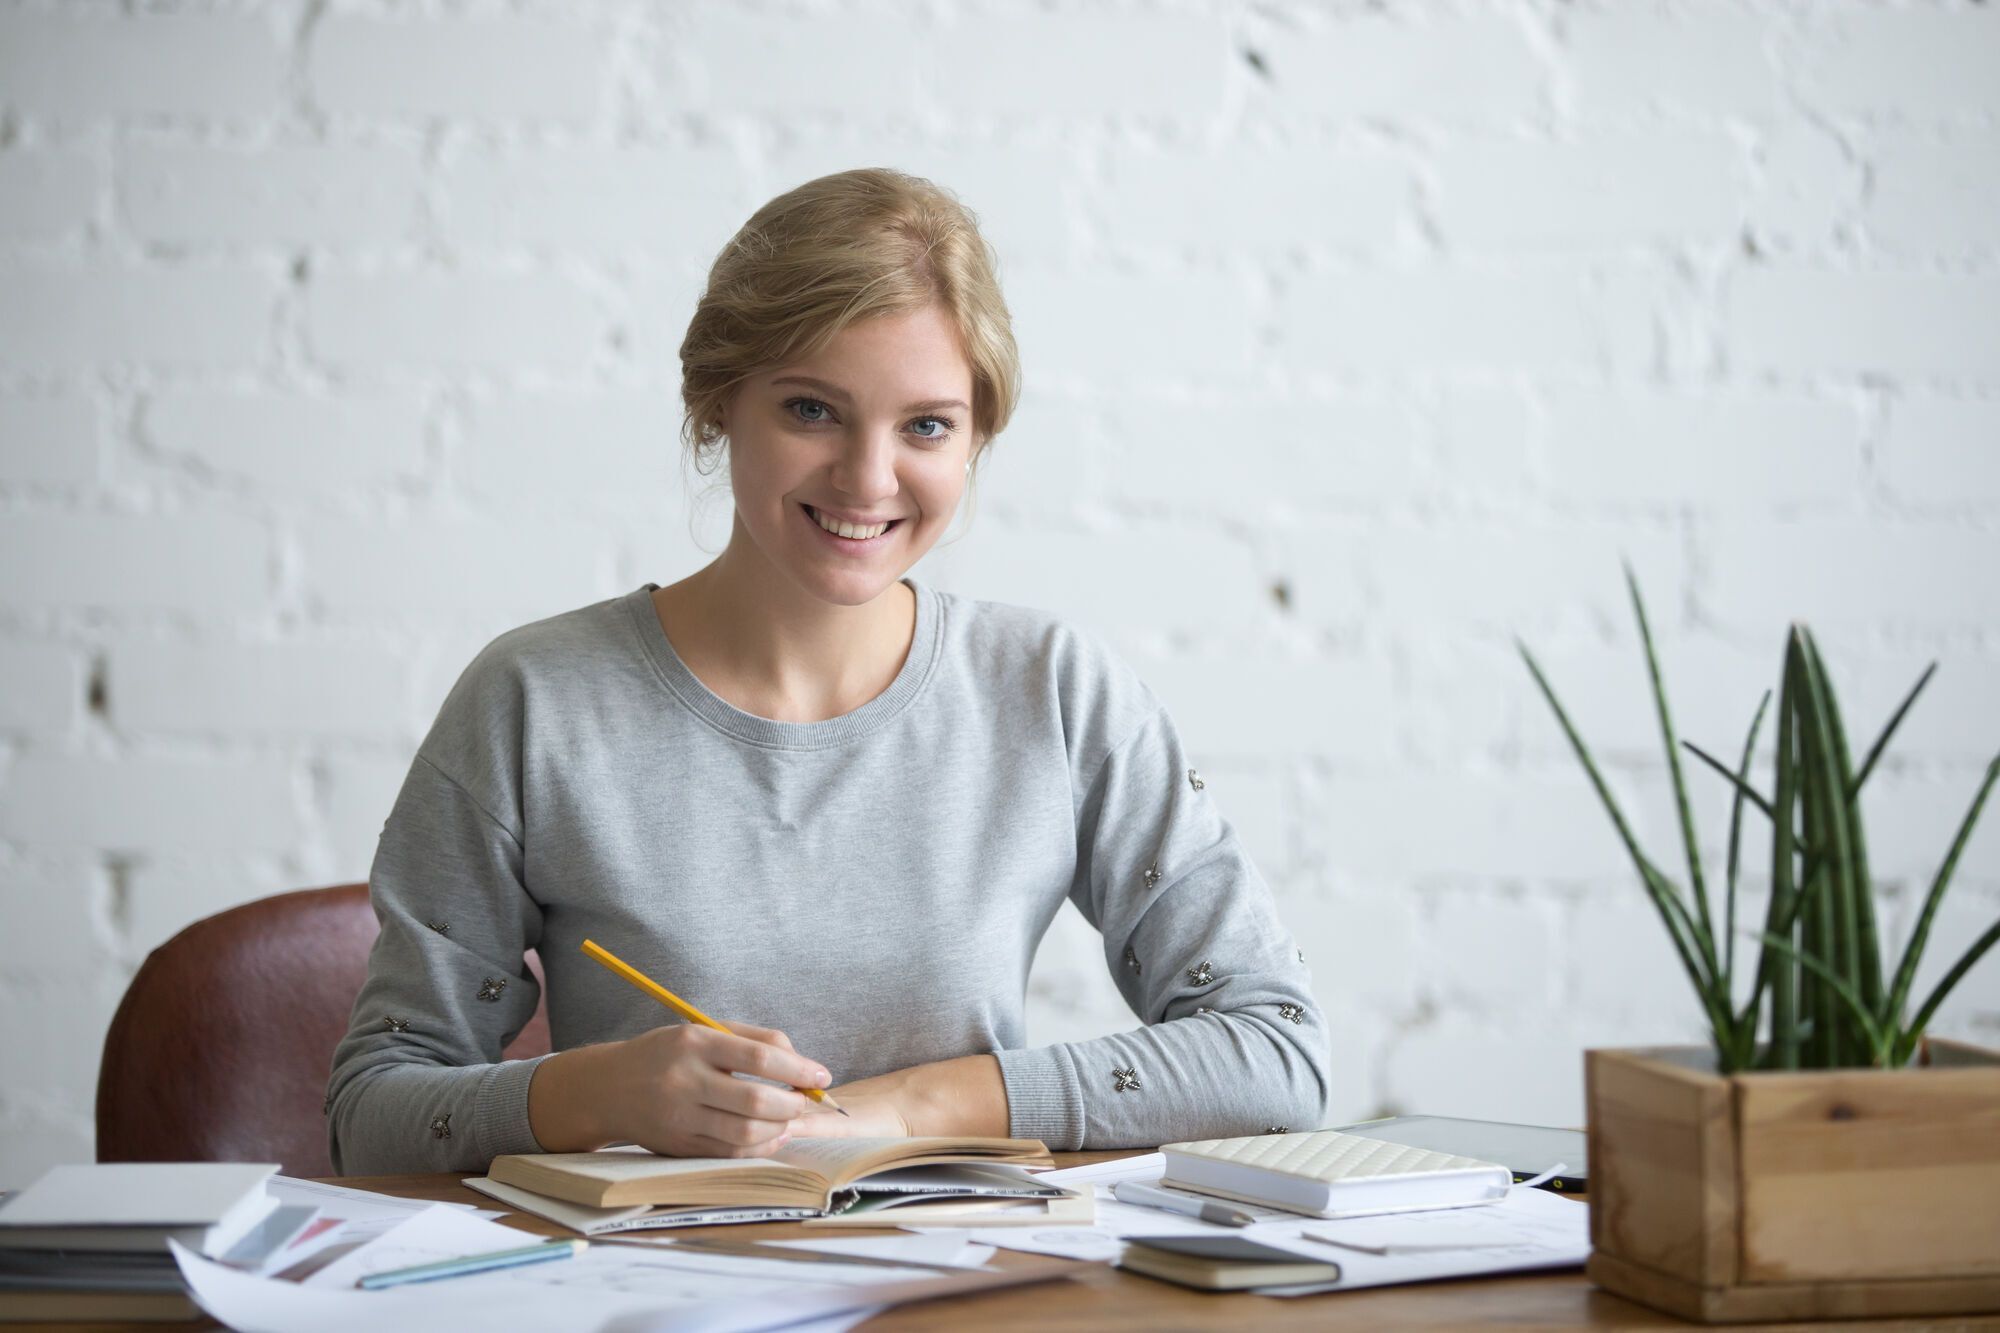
[327,168,1330,1174]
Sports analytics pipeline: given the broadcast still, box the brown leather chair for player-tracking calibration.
[96,882,551,1178]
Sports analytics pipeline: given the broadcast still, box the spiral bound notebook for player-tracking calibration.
[1159,1129,1513,1219]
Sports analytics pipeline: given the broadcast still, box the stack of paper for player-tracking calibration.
[0,1162,288,1322]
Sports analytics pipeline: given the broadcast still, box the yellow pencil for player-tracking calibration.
[579,938,848,1117]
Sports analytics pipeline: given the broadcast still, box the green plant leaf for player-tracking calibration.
[1802,631,1882,1013]
[1792,629,1865,1063]
[1723,691,1773,995]
[1765,632,1803,1069]
[1624,561,1721,986]
[1883,753,2000,1036]
[1894,916,2000,1068]
[1517,638,1722,1014]
[1682,740,1777,820]
[1757,932,1890,1064]
[1851,661,1936,796]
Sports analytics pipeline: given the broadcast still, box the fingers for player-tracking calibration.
[699,1026,829,1092]
[688,1104,793,1153]
[727,1021,797,1054]
[701,1069,811,1123]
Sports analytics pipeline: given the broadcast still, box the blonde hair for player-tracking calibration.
[678,168,1020,471]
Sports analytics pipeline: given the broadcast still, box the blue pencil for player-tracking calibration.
[357,1237,588,1290]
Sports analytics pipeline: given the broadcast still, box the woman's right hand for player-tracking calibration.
[527,1021,831,1157]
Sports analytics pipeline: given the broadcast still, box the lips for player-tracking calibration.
[803,503,901,542]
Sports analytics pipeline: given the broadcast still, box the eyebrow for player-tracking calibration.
[769,375,969,415]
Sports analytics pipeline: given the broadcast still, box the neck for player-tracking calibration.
[654,520,916,723]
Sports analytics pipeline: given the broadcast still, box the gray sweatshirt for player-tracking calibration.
[326,580,1332,1174]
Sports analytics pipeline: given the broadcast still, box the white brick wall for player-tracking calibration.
[2,0,1997,1184]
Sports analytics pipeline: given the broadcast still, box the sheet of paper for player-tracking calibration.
[1251,1187,1592,1294]
[173,1204,1003,1333]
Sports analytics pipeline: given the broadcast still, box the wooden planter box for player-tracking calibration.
[1586,1038,2000,1323]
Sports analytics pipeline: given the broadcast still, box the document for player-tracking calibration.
[171,1201,1043,1333]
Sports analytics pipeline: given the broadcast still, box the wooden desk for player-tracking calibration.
[25,1154,2000,1331]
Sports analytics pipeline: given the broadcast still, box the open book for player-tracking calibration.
[487,1137,1053,1210]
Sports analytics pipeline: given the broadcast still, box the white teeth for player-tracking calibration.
[810,507,888,541]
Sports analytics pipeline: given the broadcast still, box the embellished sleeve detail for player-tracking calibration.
[993,702,1331,1150]
[325,751,552,1175]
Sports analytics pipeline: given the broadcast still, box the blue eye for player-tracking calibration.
[910,417,950,439]
[786,397,832,424]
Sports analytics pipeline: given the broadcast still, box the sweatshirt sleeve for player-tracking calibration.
[993,705,1333,1150]
[324,752,553,1175]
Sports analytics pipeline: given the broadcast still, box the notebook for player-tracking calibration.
[1116,1234,1343,1291]
[1159,1129,1513,1219]
[0,1163,280,1257]
[486,1137,1053,1210]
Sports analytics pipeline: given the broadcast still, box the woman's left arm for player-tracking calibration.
[794,703,1331,1148]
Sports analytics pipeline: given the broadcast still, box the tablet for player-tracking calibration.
[1330,1115,1588,1193]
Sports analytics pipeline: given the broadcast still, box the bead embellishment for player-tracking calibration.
[1194,1006,1213,1016]
[1187,769,1204,791]
[1112,1066,1142,1093]
[322,1096,332,1116]
[425,920,450,935]
[1278,1002,1305,1024]
[1266,1126,1291,1135]
[382,1015,411,1033]
[477,977,507,1002]
[1298,948,1306,963]
[430,1113,452,1140]
[1124,944,1141,975]
[1187,960,1214,987]
[1143,862,1162,890]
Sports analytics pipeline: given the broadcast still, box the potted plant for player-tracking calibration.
[1518,567,2000,1323]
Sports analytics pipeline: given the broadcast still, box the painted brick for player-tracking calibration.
[437,145,749,256]
[1007,267,1256,384]
[0,262,272,371]
[1135,650,1398,762]
[322,754,414,884]
[1096,395,1426,513]
[1863,133,2000,257]
[0,395,97,488]
[1749,124,1861,248]
[656,14,1226,118]
[0,12,283,119]
[1728,270,2000,379]
[1705,518,2000,632]
[1384,1023,1588,1125]
[1098,145,1408,251]
[310,15,604,120]
[1277,881,1421,1013]
[1799,8,2000,118]
[108,637,415,740]
[1541,389,1860,508]
[122,858,293,960]
[918,523,1265,644]
[0,149,97,239]
[306,267,603,372]
[1879,395,2000,507]
[0,855,107,980]
[0,755,302,853]
[122,144,424,246]
[1563,6,1782,119]
[1432,133,1744,249]
[1426,891,1559,1009]
[1265,13,1544,123]
[453,389,683,511]
[293,515,609,618]
[1274,265,1657,375]
[142,390,426,498]
[0,511,268,614]
[0,640,84,735]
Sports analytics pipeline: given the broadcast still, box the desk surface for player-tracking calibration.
[26,1153,1999,1331]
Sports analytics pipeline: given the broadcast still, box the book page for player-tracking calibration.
[526,1153,775,1182]
[769,1137,915,1184]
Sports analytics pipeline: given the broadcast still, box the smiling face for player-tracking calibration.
[717,303,976,609]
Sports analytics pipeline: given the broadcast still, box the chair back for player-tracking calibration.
[96,882,551,1177]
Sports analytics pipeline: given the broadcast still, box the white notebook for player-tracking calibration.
[1159,1130,1512,1219]
[0,1162,280,1257]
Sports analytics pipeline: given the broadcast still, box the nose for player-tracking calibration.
[828,423,899,504]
